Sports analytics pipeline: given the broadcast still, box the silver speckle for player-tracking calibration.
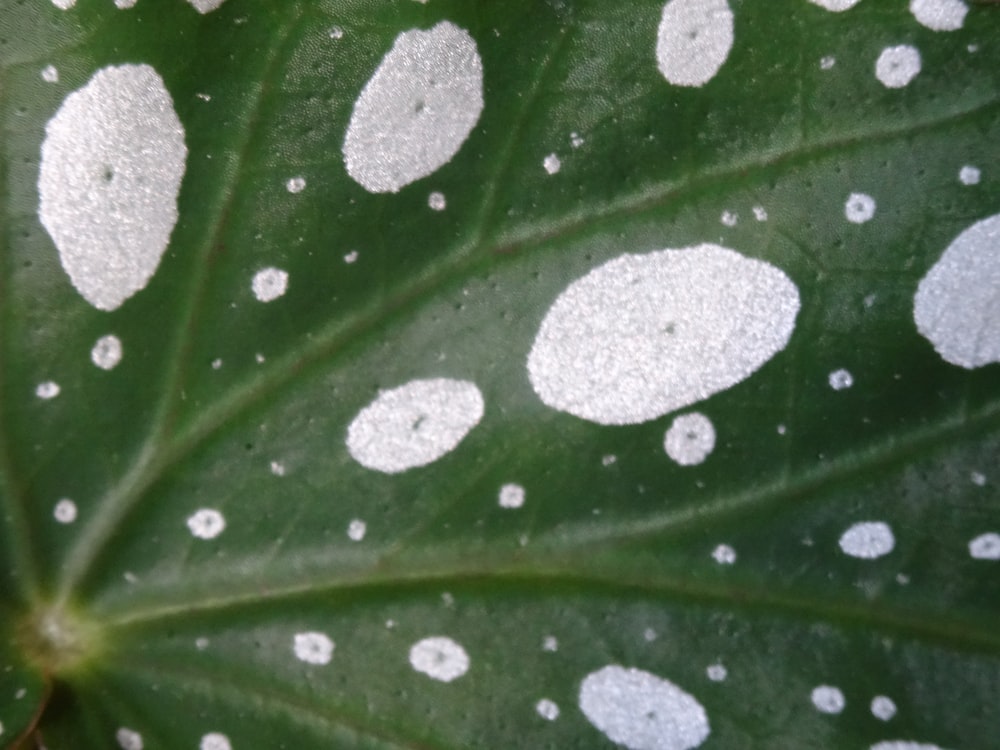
[656,0,734,87]
[542,635,559,652]
[269,460,286,477]
[51,0,76,8]
[91,334,123,370]
[839,521,895,559]
[664,412,716,466]
[969,532,1000,560]
[409,636,469,682]
[570,132,585,148]
[828,368,853,390]
[910,0,968,31]
[328,26,345,40]
[752,205,768,221]
[36,381,61,400]
[844,192,876,224]
[251,267,289,303]
[811,684,845,714]
[870,743,951,750]
[115,0,138,8]
[875,45,921,89]
[971,471,987,486]
[870,695,898,721]
[536,698,560,721]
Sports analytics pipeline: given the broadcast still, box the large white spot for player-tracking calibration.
[251,267,289,303]
[38,64,187,311]
[346,378,484,473]
[527,245,800,426]
[969,532,1000,560]
[579,665,710,750]
[409,636,469,682]
[870,695,897,721]
[655,0,734,88]
[808,0,862,10]
[913,213,1000,369]
[838,521,895,559]
[115,728,143,750]
[343,21,483,193]
[875,45,921,89]
[199,734,231,750]
[664,412,716,466]
[186,508,226,540]
[293,632,334,665]
[91,334,123,370]
[811,685,846,714]
[910,0,968,31]
[187,0,228,12]
[870,743,952,750]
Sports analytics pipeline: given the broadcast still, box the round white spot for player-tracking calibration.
[346,378,484,473]
[543,153,561,175]
[408,636,469,682]
[115,727,143,750]
[844,192,876,224]
[343,21,484,193]
[579,665,710,750]
[186,508,226,540]
[656,0,734,87]
[959,165,981,185]
[543,635,559,652]
[36,381,60,400]
[828,368,854,390]
[53,499,77,524]
[969,532,1000,560]
[285,176,306,194]
[329,26,345,40]
[536,698,560,721]
[38,64,187,311]
[875,45,921,89]
[211,358,223,370]
[344,250,359,264]
[527,245,800,426]
[711,544,736,565]
[870,743,951,750]
[664,412,716,466]
[428,191,446,211]
[870,695,897,721]
[199,733,231,750]
[706,663,727,682]
[913,213,1000,369]
[811,685,845,714]
[187,0,228,13]
[91,334,123,370]
[910,0,968,31]
[839,521,895,559]
[41,65,59,83]
[251,267,289,303]
[498,483,525,509]
[293,631,334,665]
[820,55,837,70]
[808,0,862,10]
[347,519,367,541]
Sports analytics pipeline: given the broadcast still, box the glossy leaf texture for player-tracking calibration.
[2,0,1000,748]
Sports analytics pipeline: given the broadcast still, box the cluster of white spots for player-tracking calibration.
[428,191,446,211]
[706,663,728,682]
[36,381,60,400]
[870,743,951,750]
[329,26,345,40]
[839,521,895,559]
[664,412,716,466]
[570,132,585,148]
[343,21,484,193]
[115,727,143,750]
[828,368,853,390]
[269,460,286,477]
[656,0,734,88]
[344,250,359,264]
[543,153,561,175]
[910,0,968,31]
[752,205,768,221]
[293,631,334,665]
[711,543,736,565]
[958,165,981,185]
[251,267,289,303]
[498,482,526,509]
[875,46,921,89]
[53,498,78,524]
[527,245,800,425]
[579,665,710,750]
[820,56,836,70]
[199,733,232,750]
[969,532,1000,560]
[347,518,367,541]
[870,695,898,721]
[346,378,484,473]
[38,64,187,311]
[913,213,1000,369]
[408,636,469,682]
[285,176,306,193]
[720,210,738,227]
[188,0,228,13]
[91,334,123,370]
[844,192,876,224]
[42,65,59,83]
[535,698,560,721]
[808,0,862,10]
[602,454,617,466]
[186,508,226,540]
[811,685,846,714]
[543,635,559,652]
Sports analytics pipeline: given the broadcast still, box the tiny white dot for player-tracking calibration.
[409,636,469,682]
[498,483,525,509]
[720,210,738,227]
[543,153,561,175]
[344,250,359,264]
[820,55,836,70]
[711,544,736,565]
[115,727,143,750]
[870,694,897,721]
[53,499,77,524]
[969,532,1000,560]
[251,267,289,303]
[293,631,335,665]
[828,368,854,390]
[41,65,59,83]
[91,334,123,370]
[199,733,231,750]
[752,205,768,221]
[535,698,560,721]
[542,635,558,652]
[844,192,876,224]
[347,518,367,541]
[186,508,226,540]
[36,381,60,400]
[706,663,728,682]
[959,165,981,185]
[285,176,306,193]
[811,685,845,714]
[428,191,446,211]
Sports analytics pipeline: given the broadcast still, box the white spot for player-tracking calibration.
[913,213,1000,369]
[543,153,561,175]
[910,0,968,31]
[839,521,895,559]
[38,64,187,311]
[811,685,845,714]
[643,628,658,642]
[896,573,911,585]
[408,636,470,682]
[706,663,727,682]
[428,191,446,211]
[211,358,223,370]
[711,544,736,565]
[329,26,345,40]
[820,55,837,70]
[53,499,77,524]
[123,571,138,583]
[579,665,710,750]
[752,205,768,221]
[844,192,876,224]
[347,519,367,541]
[115,727,143,750]
[269,460,285,476]
[346,378,484,473]
[602,454,618,466]
[720,210,738,227]
[870,743,952,750]
[41,65,59,83]
[343,21,484,193]
[195,93,211,102]
[36,381,60,400]
[195,637,210,650]
[115,0,138,7]
[527,244,800,425]
[971,471,987,486]
[777,424,787,435]
[293,631,334,665]
[828,368,854,390]
[186,508,226,540]
[51,0,76,8]
[959,165,981,185]
[570,132,585,148]
[870,695,898,721]
[543,635,559,652]
[969,532,1000,560]
[91,334,123,370]
[664,412,716,466]
[199,734,231,750]
[285,176,306,193]
[875,45,921,89]
[187,0,228,13]
[536,698,560,721]
[498,483,525,509]
[251,267,289,303]
[344,250,359,264]
[656,0,734,88]
[808,0,862,10]
[255,353,266,364]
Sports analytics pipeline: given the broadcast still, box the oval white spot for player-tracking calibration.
[543,635,559,652]
[579,665,710,750]
[409,636,470,682]
[808,0,862,10]
[38,64,187,311]
[536,698,560,721]
[913,213,1000,369]
[293,631,334,665]
[186,508,226,540]
[711,543,736,565]
[656,0,734,88]
[199,734,231,750]
[820,55,837,70]
[285,176,306,194]
[839,521,895,559]
[811,684,845,714]
[664,412,716,466]
[51,0,76,8]
[329,26,345,40]
[347,518,367,541]
[969,532,1000,560]
[910,0,968,31]
[36,381,60,400]
[115,728,142,750]
[498,483,525,509]
[543,153,561,175]
[828,368,854,390]
[844,192,876,224]
[870,743,951,750]
[91,334,123,370]
[344,250,359,264]
[53,499,77,524]
[343,21,484,193]
[251,267,289,303]
[346,378,484,474]
[528,244,800,426]
[41,65,59,83]
[875,45,921,89]
[870,695,897,721]
[428,191,447,211]
[187,0,227,13]
[269,460,286,477]
[115,0,138,8]
[958,165,980,185]
[705,663,727,682]
[970,471,987,486]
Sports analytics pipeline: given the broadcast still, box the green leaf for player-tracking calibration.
[2,0,1000,748]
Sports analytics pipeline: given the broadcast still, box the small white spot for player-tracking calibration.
[211,358,223,370]
[51,0,76,8]
[706,663,727,682]
[808,0,862,10]
[53,499,77,524]
[870,695,897,721]
[115,0,138,7]
[328,25,345,39]
[199,734,232,750]
[293,631,334,665]
[656,0,734,87]
[811,685,845,714]
[870,743,951,750]
[498,483,525,509]
[536,698,560,721]
[428,191,447,211]
[186,508,226,540]
[123,571,138,583]
[959,165,981,185]
[408,636,470,682]
[255,353,266,364]
[752,205,768,221]
[579,665,711,750]
[602,454,618,466]
[664,413,716,466]
[777,424,787,435]
[41,65,59,83]
[441,591,455,607]
[344,250,359,264]
[896,572,911,585]
[542,635,559,652]
[969,532,1000,560]
[844,192,876,224]
[91,334,123,370]
[543,153,561,175]
[269,461,286,477]
[910,0,968,31]
[820,55,837,70]
[643,628,658,642]
[970,471,987,486]
[875,45,921,89]
[347,519,367,541]
[711,543,736,565]
[839,521,895,559]
[251,267,289,303]
[187,0,228,13]
[195,93,212,102]
[570,132,585,148]
[720,210,738,227]
[195,637,210,650]
[115,727,143,750]
[285,176,306,194]
[14,688,25,700]
[36,381,60,400]
[828,368,854,390]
